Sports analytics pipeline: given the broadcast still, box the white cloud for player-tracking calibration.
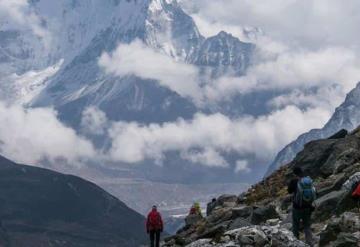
[179,0,360,50]
[0,102,330,170]
[235,160,251,173]
[81,106,108,135]
[99,39,203,104]
[205,47,360,102]
[107,106,330,166]
[0,102,95,165]
[0,0,51,47]
[181,148,228,168]
[268,86,345,111]
[99,40,360,110]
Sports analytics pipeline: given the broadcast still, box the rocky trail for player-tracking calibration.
[163,127,360,246]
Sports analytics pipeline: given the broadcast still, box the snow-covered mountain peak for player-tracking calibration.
[189,30,254,77]
[145,0,202,60]
[148,0,178,11]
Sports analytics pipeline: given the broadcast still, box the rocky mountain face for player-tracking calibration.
[14,0,253,126]
[266,82,360,177]
[164,127,360,246]
[0,155,147,247]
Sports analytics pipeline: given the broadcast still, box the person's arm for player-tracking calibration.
[146,215,150,233]
[159,213,164,232]
[288,179,297,194]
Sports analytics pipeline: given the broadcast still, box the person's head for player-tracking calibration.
[212,198,216,203]
[152,205,157,212]
[293,167,304,178]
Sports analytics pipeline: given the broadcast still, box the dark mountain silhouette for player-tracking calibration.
[0,155,147,247]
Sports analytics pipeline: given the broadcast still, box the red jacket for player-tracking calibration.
[146,209,163,232]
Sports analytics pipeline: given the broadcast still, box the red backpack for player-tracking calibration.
[352,183,360,198]
[147,211,163,231]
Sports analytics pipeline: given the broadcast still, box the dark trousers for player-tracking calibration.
[149,230,161,247]
[292,208,313,246]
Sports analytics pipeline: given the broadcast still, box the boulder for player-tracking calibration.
[223,201,237,208]
[328,129,348,140]
[342,172,360,191]
[261,225,307,247]
[335,191,358,215]
[316,173,347,198]
[250,204,279,225]
[197,222,228,240]
[185,214,203,227]
[290,136,360,178]
[228,218,252,230]
[319,212,360,246]
[185,224,309,247]
[290,139,338,177]
[313,190,347,221]
[320,137,360,177]
[266,218,280,226]
[207,207,233,225]
[333,148,360,174]
[185,239,212,247]
[332,232,359,247]
[319,217,341,246]
[237,192,247,204]
[165,235,191,246]
[231,206,252,219]
[231,226,269,246]
[225,225,307,247]
[216,195,238,207]
[339,212,360,232]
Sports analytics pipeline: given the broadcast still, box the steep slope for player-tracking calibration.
[164,126,360,246]
[266,82,360,176]
[0,155,147,247]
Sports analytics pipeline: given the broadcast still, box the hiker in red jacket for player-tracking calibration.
[146,205,163,247]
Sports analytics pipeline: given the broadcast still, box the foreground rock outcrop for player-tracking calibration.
[165,128,360,246]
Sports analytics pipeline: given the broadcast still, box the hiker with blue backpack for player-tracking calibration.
[288,167,316,247]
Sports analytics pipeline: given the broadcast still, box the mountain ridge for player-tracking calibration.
[0,153,148,247]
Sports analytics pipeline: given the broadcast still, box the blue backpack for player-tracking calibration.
[295,176,316,207]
